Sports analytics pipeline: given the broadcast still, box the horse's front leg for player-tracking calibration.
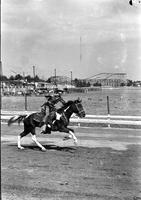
[62,127,78,145]
[31,135,46,151]
[68,129,78,145]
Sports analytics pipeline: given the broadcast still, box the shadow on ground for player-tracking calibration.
[8,144,77,152]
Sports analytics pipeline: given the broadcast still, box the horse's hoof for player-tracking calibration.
[63,136,71,141]
[40,131,45,134]
[74,140,78,146]
[41,148,46,152]
[18,146,24,150]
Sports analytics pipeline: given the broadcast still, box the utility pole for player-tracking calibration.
[23,71,27,110]
[70,71,72,87]
[0,61,2,76]
[54,68,57,87]
[0,61,2,109]
[33,66,36,89]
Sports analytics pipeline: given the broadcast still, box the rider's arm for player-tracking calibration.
[59,97,66,105]
[41,102,46,108]
[41,102,49,107]
[52,96,66,105]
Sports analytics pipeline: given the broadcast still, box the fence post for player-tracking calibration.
[107,96,111,128]
[25,93,27,110]
[24,79,28,111]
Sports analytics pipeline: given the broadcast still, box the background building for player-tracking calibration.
[86,73,127,87]
[48,76,71,85]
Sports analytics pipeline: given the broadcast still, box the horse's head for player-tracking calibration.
[72,98,85,118]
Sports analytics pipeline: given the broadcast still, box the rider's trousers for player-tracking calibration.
[46,111,56,126]
[41,111,55,132]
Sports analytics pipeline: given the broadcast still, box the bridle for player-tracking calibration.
[74,102,85,117]
[57,100,85,124]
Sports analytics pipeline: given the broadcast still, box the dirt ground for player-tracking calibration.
[1,124,141,200]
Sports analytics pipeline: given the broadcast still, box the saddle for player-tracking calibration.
[60,112,68,125]
[33,112,45,123]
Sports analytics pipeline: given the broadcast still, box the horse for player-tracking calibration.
[8,99,85,151]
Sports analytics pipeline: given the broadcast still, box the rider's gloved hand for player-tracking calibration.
[47,124,51,128]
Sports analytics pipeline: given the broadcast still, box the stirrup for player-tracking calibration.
[63,135,72,141]
[40,130,46,134]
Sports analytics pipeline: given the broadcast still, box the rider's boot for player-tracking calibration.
[40,123,52,134]
[40,124,46,134]
[45,123,51,134]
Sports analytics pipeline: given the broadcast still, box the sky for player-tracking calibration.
[1,0,141,80]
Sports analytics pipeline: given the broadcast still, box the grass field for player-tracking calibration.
[2,87,141,116]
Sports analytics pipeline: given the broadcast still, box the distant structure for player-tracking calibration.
[48,76,71,85]
[0,61,2,77]
[86,73,127,87]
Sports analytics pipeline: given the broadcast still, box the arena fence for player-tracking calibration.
[1,110,141,129]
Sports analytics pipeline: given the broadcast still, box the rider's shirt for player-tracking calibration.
[41,95,66,113]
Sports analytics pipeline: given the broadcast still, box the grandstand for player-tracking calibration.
[86,73,127,87]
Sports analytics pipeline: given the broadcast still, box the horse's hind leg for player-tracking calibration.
[31,129,46,152]
[18,122,30,150]
[18,131,28,150]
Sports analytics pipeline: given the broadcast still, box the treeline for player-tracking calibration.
[0,74,140,87]
[126,79,138,87]
[73,79,91,87]
[1,74,93,87]
[0,74,44,83]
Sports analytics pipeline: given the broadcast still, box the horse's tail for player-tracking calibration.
[8,115,27,126]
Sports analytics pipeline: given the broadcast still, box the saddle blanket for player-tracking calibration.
[33,112,45,122]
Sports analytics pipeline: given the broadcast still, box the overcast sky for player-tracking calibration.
[1,0,141,80]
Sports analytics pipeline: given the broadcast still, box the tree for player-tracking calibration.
[1,75,8,81]
[127,79,133,86]
[9,75,15,81]
[73,78,91,87]
[86,82,91,87]
[93,82,101,87]
[46,78,51,83]
[25,75,32,82]
[15,74,23,80]
[120,82,126,87]
[74,78,79,87]
[34,75,40,82]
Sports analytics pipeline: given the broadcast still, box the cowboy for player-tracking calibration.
[40,90,66,134]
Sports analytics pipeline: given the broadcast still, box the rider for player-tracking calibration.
[40,89,66,134]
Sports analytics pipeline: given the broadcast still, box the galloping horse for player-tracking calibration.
[8,99,85,151]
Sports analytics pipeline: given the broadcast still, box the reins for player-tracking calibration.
[62,101,84,120]
[75,102,85,116]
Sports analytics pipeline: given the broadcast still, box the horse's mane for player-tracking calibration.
[57,100,73,113]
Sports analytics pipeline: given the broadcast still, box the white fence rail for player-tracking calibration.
[1,110,141,127]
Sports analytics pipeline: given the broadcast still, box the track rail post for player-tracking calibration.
[107,96,111,128]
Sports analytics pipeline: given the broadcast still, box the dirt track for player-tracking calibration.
[1,124,141,200]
